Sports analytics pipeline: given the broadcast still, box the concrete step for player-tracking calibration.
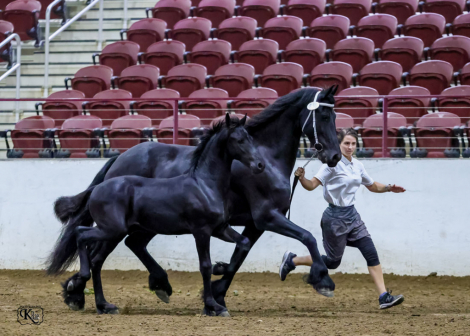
[0,88,43,99]
[56,28,121,42]
[0,73,72,88]
[12,64,85,75]
[84,8,147,20]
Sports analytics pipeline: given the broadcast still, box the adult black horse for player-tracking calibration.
[50,86,341,310]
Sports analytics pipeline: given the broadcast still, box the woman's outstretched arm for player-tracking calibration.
[366,182,406,193]
[294,167,322,191]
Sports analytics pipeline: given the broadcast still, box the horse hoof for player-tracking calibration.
[97,304,119,315]
[67,302,84,311]
[202,308,216,316]
[218,311,230,317]
[155,289,170,304]
[316,288,334,298]
[212,262,229,276]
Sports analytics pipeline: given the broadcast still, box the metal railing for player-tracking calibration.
[0,33,21,121]
[43,0,104,96]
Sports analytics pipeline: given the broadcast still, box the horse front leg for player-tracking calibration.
[254,209,335,297]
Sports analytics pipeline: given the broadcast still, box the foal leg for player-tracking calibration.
[211,225,251,275]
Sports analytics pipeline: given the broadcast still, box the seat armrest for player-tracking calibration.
[401,72,409,86]
[302,74,310,87]
[278,50,284,63]
[92,53,101,65]
[35,102,43,115]
[254,74,262,87]
[352,73,359,86]
[145,7,151,18]
[374,48,380,61]
[111,76,119,89]
[206,75,213,88]
[120,29,128,41]
[64,77,72,89]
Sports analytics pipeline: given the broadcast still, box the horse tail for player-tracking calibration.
[54,156,118,224]
[46,187,96,275]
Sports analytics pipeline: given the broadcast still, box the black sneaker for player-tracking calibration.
[279,251,296,281]
[379,290,404,309]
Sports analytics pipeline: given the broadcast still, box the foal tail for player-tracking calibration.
[54,156,118,224]
[46,187,96,275]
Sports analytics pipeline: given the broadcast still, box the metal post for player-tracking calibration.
[98,0,104,50]
[382,97,388,158]
[173,99,179,144]
[15,36,21,121]
[123,0,128,30]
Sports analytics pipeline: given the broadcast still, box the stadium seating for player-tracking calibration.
[208,63,255,97]
[306,15,350,49]
[57,115,102,158]
[160,63,207,97]
[167,17,212,51]
[437,86,470,124]
[283,0,325,26]
[421,0,465,24]
[194,0,235,28]
[230,88,278,117]
[239,0,281,27]
[259,16,303,50]
[93,41,140,76]
[329,0,372,26]
[121,18,167,53]
[234,39,279,74]
[329,37,375,73]
[84,89,132,127]
[131,88,180,126]
[408,60,453,94]
[107,115,153,155]
[186,39,231,75]
[402,13,446,48]
[112,64,160,98]
[375,0,418,25]
[35,90,85,127]
[335,86,379,126]
[281,38,326,74]
[0,20,14,63]
[181,88,229,125]
[428,36,470,72]
[257,62,304,96]
[450,13,470,38]
[212,16,257,50]
[157,114,202,145]
[140,40,185,76]
[64,65,113,99]
[307,61,353,93]
[335,112,355,129]
[355,14,397,49]
[458,62,470,85]
[147,0,191,29]
[379,36,424,73]
[2,0,41,44]
[9,116,55,158]
[388,86,431,125]
[357,61,403,95]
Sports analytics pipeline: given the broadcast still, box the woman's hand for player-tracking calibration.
[389,184,406,193]
[294,167,305,179]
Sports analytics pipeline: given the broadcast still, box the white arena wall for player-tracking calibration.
[0,159,469,276]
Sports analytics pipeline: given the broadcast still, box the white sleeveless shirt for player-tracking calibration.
[314,155,374,207]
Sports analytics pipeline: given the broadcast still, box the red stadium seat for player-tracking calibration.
[329,0,371,26]
[357,61,402,95]
[239,0,281,27]
[209,63,255,97]
[112,64,160,98]
[140,40,185,76]
[85,89,132,126]
[66,65,113,98]
[437,86,470,124]
[95,41,140,76]
[330,37,375,73]
[281,38,326,74]
[107,115,153,154]
[355,14,397,49]
[375,0,418,25]
[0,20,14,62]
[258,62,303,96]
[58,115,102,158]
[168,17,212,51]
[3,0,40,44]
[132,88,180,126]
[234,39,279,74]
[388,86,431,125]
[231,87,278,117]
[335,112,354,129]
[409,60,453,95]
[259,16,303,50]
[414,112,461,157]
[450,13,470,38]
[10,116,55,158]
[379,36,424,72]
[459,62,470,85]
[194,0,236,28]
[157,114,202,145]
[402,13,446,48]
[429,36,470,72]
[335,86,379,126]
[308,61,353,93]
[422,0,465,24]
[161,63,207,97]
[148,0,191,29]
[122,18,167,53]
[181,88,229,125]
[306,14,350,49]
[36,90,85,127]
[284,0,325,26]
[35,0,64,20]
[186,39,231,75]
[212,16,257,50]
[361,112,407,157]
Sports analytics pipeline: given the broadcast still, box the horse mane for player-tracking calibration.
[189,116,243,175]
[245,88,321,133]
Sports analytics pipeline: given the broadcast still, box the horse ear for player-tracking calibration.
[323,86,333,97]
[225,112,231,127]
[330,84,339,96]
[240,114,247,126]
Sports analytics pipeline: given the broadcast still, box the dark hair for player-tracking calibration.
[337,128,359,144]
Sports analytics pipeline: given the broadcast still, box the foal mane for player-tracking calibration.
[245,88,321,133]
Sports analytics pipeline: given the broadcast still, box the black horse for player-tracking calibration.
[48,86,341,311]
[48,115,265,316]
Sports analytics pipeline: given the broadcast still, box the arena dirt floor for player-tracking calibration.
[0,270,469,335]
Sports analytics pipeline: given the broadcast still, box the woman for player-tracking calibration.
[279,128,406,309]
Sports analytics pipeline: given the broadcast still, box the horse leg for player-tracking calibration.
[124,231,172,303]
[194,231,229,317]
[211,225,251,275]
[254,210,335,297]
[211,223,264,308]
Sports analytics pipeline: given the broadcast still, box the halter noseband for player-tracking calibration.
[301,91,335,152]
